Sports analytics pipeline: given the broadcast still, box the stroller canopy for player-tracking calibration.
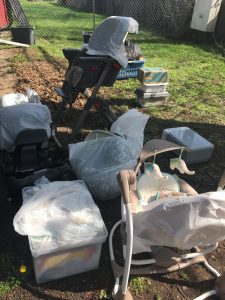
[132,190,225,253]
[87,16,139,68]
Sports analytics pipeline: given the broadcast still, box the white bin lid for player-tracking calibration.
[164,127,214,150]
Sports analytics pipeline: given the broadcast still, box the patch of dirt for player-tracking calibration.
[0,47,225,300]
[0,48,21,95]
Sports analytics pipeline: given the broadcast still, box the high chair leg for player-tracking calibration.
[109,220,122,296]
[193,290,217,300]
[109,204,134,299]
[121,205,133,295]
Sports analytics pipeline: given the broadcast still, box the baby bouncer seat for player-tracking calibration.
[55,16,139,134]
[109,139,225,300]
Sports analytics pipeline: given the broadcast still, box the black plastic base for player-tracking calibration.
[11,27,35,45]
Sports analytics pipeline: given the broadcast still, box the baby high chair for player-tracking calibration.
[55,16,139,134]
[109,139,225,300]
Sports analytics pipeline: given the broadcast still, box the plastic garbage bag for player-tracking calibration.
[110,109,149,159]
[69,136,137,200]
[26,89,41,104]
[0,93,28,107]
[69,109,148,200]
[0,90,41,107]
[0,103,51,152]
[13,180,107,253]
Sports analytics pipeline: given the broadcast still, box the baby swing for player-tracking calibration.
[109,139,225,300]
[55,16,139,134]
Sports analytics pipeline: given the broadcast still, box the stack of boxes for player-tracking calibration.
[135,67,169,107]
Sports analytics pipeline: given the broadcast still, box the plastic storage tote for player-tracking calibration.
[135,89,169,107]
[161,127,214,163]
[138,67,168,84]
[139,83,168,93]
[29,232,107,284]
[11,27,35,45]
[117,60,145,80]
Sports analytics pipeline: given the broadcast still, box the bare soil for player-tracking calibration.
[0,48,20,95]
[0,47,225,300]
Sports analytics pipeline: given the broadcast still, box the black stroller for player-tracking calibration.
[55,16,139,135]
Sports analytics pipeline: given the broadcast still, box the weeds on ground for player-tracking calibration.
[9,53,28,64]
[99,289,108,299]
[0,251,29,298]
[129,276,151,296]
[180,271,190,281]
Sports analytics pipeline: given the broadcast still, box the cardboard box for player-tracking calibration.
[138,67,168,84]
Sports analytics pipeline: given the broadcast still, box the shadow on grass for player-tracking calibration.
[37,46,66,71]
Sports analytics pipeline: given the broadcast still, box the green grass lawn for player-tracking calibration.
[113,35,225,124]
[20,0,105,56]
[18,0,225,125]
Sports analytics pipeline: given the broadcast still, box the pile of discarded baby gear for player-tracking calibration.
[11,106,149,284]
[6,98,225,299]
[1,15,224,300]
[11,130,225,300]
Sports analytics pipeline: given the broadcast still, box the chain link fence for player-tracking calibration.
[0,0,224,45]
[54,0,196,36]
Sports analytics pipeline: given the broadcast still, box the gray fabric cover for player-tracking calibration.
[87,16,139,68]
[69,136,137,200]
[0,103,51,152]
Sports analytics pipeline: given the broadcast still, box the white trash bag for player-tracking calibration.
[69,109,149,200]
[0,103,51,152]
[0,93,28,107]
[0,90,41,108]
[110,109,149,159]
[13,180,107,251]
[26,89,41,104]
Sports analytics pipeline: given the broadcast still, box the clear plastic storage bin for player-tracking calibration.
[29,232,107,284]
[162,127,214,163]
[139,83,168,93]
